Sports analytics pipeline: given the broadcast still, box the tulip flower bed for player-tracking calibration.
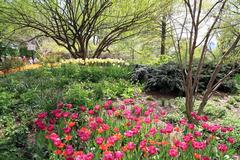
[35,99,238,160]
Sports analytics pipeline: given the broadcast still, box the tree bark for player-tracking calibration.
[160,15,167,55]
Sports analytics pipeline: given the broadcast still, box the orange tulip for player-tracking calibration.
[68,122,76,128]
[54,149,62,155]
[65,135,72,141]
[122,146,128,152]
[161,141,168,146]
[113,127,119,133]
[58,143,65,148]
[194,153,201,159]
[97,127,104,134]
[100,144,109,151]
[74,151,83,156]
[150,140,156,145]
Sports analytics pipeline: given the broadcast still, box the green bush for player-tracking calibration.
[132,62,239,95]
[101,79,142,99]
[64,79,143,106]
[132,62,184,95]
[64,83,95,106]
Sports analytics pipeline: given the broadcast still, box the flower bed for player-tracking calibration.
[59,58,129,66]
[35,99,238,160]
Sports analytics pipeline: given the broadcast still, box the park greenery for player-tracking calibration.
[0,0,240,160]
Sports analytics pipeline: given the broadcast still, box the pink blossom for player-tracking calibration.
[57,102,64,108]
[77,128,91,142]
[192,141,206,150]
[71,113,78,119]
[62,112,70,118]
[201,156,210,160]
[201,115,208,121]
[89,121,98,130]
[35,119,46,130]
[86,152,94,160]
[144,110,150,116]
[63,127,71,134]
[107,110,114,116]
[165,123,173,133]
[95,117,103,124]
[134,106,142,115]
[194,131,202,137]
[103,100,113,109]
[95,137,104,145]
[123,98,134,104]
[47,124,54,132]
[183,133,193,143]
[160,110,167,116]
[94,105,101,110]
[114,151,124,159]
[227,137,235,144]
[144,117,151,124]
[79,105,86,112]
[179,118,187,125]
[140,140,147,149]
[65,145,74,156]
[168,148,178,157]
[188,123,194,130]
[147,145,158,155]
[37,112,48,119]
[190,112,197,117]
[227,127,234,132]
[101,124,110,131]
[178,142,188,151]
[65,103,73,109]
[49,118,55,124]
[218,144,228,153]
[149,127,157,136]
[124,130,134,137]
[126,142,135,150]
[88,110,94,115]
[103,151,114,160]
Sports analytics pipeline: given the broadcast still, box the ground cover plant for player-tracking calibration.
[35,99,239,160]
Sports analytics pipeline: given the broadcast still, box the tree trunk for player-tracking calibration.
[185,86,194,122]
[160,15,167,55]
[198,96,208,115]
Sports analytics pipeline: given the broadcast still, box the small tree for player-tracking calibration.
[0,0,152,59]
[171,0,240,121]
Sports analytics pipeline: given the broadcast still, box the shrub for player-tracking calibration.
[101,79,142,99]
[132,62,239,95]
[64,83,96,107]
[132,62,184,95]
[197,63,239,93]
[64,80,143,106]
